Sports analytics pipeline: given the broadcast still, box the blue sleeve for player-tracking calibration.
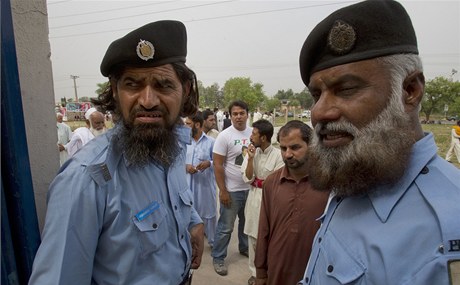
[29,163,104,285]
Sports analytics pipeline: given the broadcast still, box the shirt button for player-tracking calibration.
[191,201,193,205]
[420,166,429,174]
[174,205,178,210]
[318,237,322,243]
[305,277,309,283]
[327,265,334,273]
[152,223,158,230]
[181,235,184,239]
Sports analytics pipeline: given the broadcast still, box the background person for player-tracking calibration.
[211,100,252,276]
[445,120,460,163]
[56,112,72,166]
[185,112,217,249]
[29,20,204,285]
[64,107,106,157]
[298,1,460,284]
[254,120,329,285]
[241,119,284,285]
[202,109,219,139]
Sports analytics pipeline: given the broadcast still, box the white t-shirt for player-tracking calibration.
[213,125,252,192]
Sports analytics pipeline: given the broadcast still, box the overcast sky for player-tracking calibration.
[47,0,460,103]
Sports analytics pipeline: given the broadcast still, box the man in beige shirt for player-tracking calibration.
[202,109,219,139]
[242,119,284,285]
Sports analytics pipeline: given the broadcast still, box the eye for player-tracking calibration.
[157,80,176,90]
[336,84,360,96]
[122,79,140,89]
[310,90,321,102]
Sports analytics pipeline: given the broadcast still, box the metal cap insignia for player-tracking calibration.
[327,20,356,55]
[136,39,155,61]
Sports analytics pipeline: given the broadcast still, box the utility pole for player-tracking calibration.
[70,75,79,102]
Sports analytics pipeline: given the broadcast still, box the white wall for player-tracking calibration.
[11,0,59,230]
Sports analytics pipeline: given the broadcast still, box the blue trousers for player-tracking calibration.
[211,190,248,262]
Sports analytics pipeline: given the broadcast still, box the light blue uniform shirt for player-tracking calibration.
[29,125,202,285]
[301,133,460,285]
[185,132,216,219]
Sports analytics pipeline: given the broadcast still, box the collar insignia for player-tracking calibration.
[327,20,356,55]
[136,39,155,61]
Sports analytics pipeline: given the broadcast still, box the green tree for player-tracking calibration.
[222,77,267,111]
[198,81,221,109]
[95,82,109,95]
[294,88,314,109]
[265,98,281,113]
[421,77,460,121]
[274,89,294,101]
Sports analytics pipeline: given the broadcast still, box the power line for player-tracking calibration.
[49,1,355,38]
[49,1,179,19]
[48,0,72,6]
[50,1,236,29]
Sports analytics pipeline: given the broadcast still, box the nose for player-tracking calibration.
[311,92,341,126]
[138,86,160,110]
[283,148,294,160]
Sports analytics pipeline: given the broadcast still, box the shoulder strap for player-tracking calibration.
[87,135,122,187]
[415,165,460,255]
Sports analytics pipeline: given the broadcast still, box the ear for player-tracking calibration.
[110,78,118,99]
[403,71,425,112]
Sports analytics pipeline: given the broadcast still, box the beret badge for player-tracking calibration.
[327,20,356,55]
[136,39,155,61]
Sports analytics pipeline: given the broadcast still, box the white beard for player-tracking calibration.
[91,127,106,137]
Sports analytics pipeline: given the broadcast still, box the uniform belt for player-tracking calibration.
[251,177,264,188]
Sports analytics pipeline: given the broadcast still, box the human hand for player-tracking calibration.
[189,223,204,269]
[195,161,210,171]
[248,143,256,159]
[219,190,232,208]
[186,164,197,174]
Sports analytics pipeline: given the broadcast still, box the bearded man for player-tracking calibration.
[298,1,460,284]
[29,21,204,285]
[63,107,107,158]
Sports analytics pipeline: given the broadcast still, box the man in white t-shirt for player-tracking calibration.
[212,100,252,276]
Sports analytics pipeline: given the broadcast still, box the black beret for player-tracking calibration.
[101,20,187,77]
[299,0,418,86]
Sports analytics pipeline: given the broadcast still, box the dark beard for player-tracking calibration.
[308,94,415,197]
[116,120,180,168]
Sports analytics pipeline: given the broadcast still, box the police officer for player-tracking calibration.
[298,1,460,284]
[29,20,203,285]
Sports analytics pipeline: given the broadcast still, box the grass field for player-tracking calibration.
[66,118,459,169]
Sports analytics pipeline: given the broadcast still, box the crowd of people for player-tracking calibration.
[35,1,459,284]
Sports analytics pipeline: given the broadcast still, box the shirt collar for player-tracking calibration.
[194,131,207,143]
[175,125,192,145]
[259,144,274,155]
[368,133,438,223]
[279,165,310,182]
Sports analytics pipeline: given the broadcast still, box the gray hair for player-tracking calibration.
[376,54,424,112]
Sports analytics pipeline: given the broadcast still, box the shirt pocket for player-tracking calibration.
[318,231,366,284]
[178,189,193,225]
[195,148,210,162]
[132,201,169,257]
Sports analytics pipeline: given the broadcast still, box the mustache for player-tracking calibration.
[128,106,167,121]
[315,120,358,137]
